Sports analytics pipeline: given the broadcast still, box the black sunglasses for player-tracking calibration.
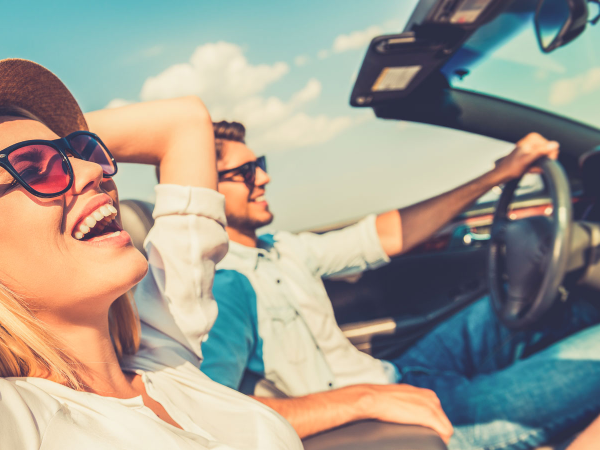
[0,131,117,198]
[218,155,267,186]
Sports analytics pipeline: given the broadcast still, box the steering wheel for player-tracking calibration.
[488,158,572,329]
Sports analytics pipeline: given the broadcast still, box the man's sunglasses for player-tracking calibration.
[0,131,117,198]
[218,156,267,186]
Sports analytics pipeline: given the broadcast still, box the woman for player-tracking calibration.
[0,58,302,449]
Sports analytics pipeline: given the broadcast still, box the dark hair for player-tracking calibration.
[213,120,246,159]
[156,120,247,182]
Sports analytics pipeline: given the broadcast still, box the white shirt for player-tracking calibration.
[212,215,396,397]
[0,185,302,450]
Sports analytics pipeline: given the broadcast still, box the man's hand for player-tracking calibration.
[376,132,561,257]
[494,132,560,184]
[254,383,453,442]
[357,384,453,444]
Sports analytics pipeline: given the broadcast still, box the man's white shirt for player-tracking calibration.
[204,214,398,397]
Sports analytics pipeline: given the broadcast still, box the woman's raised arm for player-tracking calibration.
[85,96,217,189]
[85,97,228,366]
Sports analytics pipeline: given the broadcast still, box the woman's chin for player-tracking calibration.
[128,253,150,287]
[108,251,149,295]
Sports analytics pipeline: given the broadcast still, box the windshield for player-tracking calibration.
[443,7,600,130]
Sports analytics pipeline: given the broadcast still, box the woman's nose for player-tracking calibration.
[69,158,104,195]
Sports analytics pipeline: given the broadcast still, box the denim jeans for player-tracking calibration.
[390,297,600,450]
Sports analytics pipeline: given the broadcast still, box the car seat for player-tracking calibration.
[120,199,155,258]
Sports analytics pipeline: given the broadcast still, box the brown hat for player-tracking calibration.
[0,58,88,137]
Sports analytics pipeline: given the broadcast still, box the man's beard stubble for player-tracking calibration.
[227,211,274,232]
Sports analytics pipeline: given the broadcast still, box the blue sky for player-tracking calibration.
[2,1,600,231]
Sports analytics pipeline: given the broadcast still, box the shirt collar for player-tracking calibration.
[226,235,280,270]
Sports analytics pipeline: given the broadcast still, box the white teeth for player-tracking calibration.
[74,204,118,240]
[84,216,97,228]
[254,195,265,202]
[94,231,121,241]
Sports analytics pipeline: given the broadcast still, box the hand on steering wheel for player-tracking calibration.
[488,157,572,329]
[494,133,560,183]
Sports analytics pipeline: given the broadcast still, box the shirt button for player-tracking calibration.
[328,382,333,388]
[276,279,281,284]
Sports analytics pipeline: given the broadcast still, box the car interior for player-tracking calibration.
[120,0,600,448]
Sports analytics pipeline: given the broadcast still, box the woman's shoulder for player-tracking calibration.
[0,378,63,448]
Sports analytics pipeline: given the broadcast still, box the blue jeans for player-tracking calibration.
[390,297,600,450]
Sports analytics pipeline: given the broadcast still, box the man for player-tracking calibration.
[201,121,600,449]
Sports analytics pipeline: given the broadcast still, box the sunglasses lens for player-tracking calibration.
[68,134,116,176]
[8,145,70,194]
[245,167,256,185]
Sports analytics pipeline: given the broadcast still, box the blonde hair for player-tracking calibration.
[0,284,140,390]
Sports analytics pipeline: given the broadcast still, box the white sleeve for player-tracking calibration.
[134,184,228,367]
[0,379,61,450]
[292,214,390,279]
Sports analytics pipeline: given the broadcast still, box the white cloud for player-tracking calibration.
[294,55,309,67]
[317,49,329,60]
[254,113,356,151]
[332,25,383,53]
[104,98,134,109]
[256,110,373,151]
[550,67,600,105]
[140,41,289,103]
[290,78,322,104]
[382,19,399,31]
[105,41,356,152]
[222,78,322,129]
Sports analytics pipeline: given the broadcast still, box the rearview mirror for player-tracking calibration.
[535,0,589,52]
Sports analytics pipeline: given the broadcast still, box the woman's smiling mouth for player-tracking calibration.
[73,203,118,240]
[71,196,131,246]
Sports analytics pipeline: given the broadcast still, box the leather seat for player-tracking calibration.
[119,199,155,258]
[302,421,447,450]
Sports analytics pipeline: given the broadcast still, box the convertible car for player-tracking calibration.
[120,0,600,448]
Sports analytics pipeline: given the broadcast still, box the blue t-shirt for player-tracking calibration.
[201,269,265,391]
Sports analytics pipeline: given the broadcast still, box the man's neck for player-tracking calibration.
[227,226,258,248]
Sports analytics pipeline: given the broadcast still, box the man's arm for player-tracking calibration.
[251,383,453,443]
[566,414,600,449]
[377,133,560,257]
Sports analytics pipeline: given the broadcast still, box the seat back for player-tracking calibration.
[119,199,155,258]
